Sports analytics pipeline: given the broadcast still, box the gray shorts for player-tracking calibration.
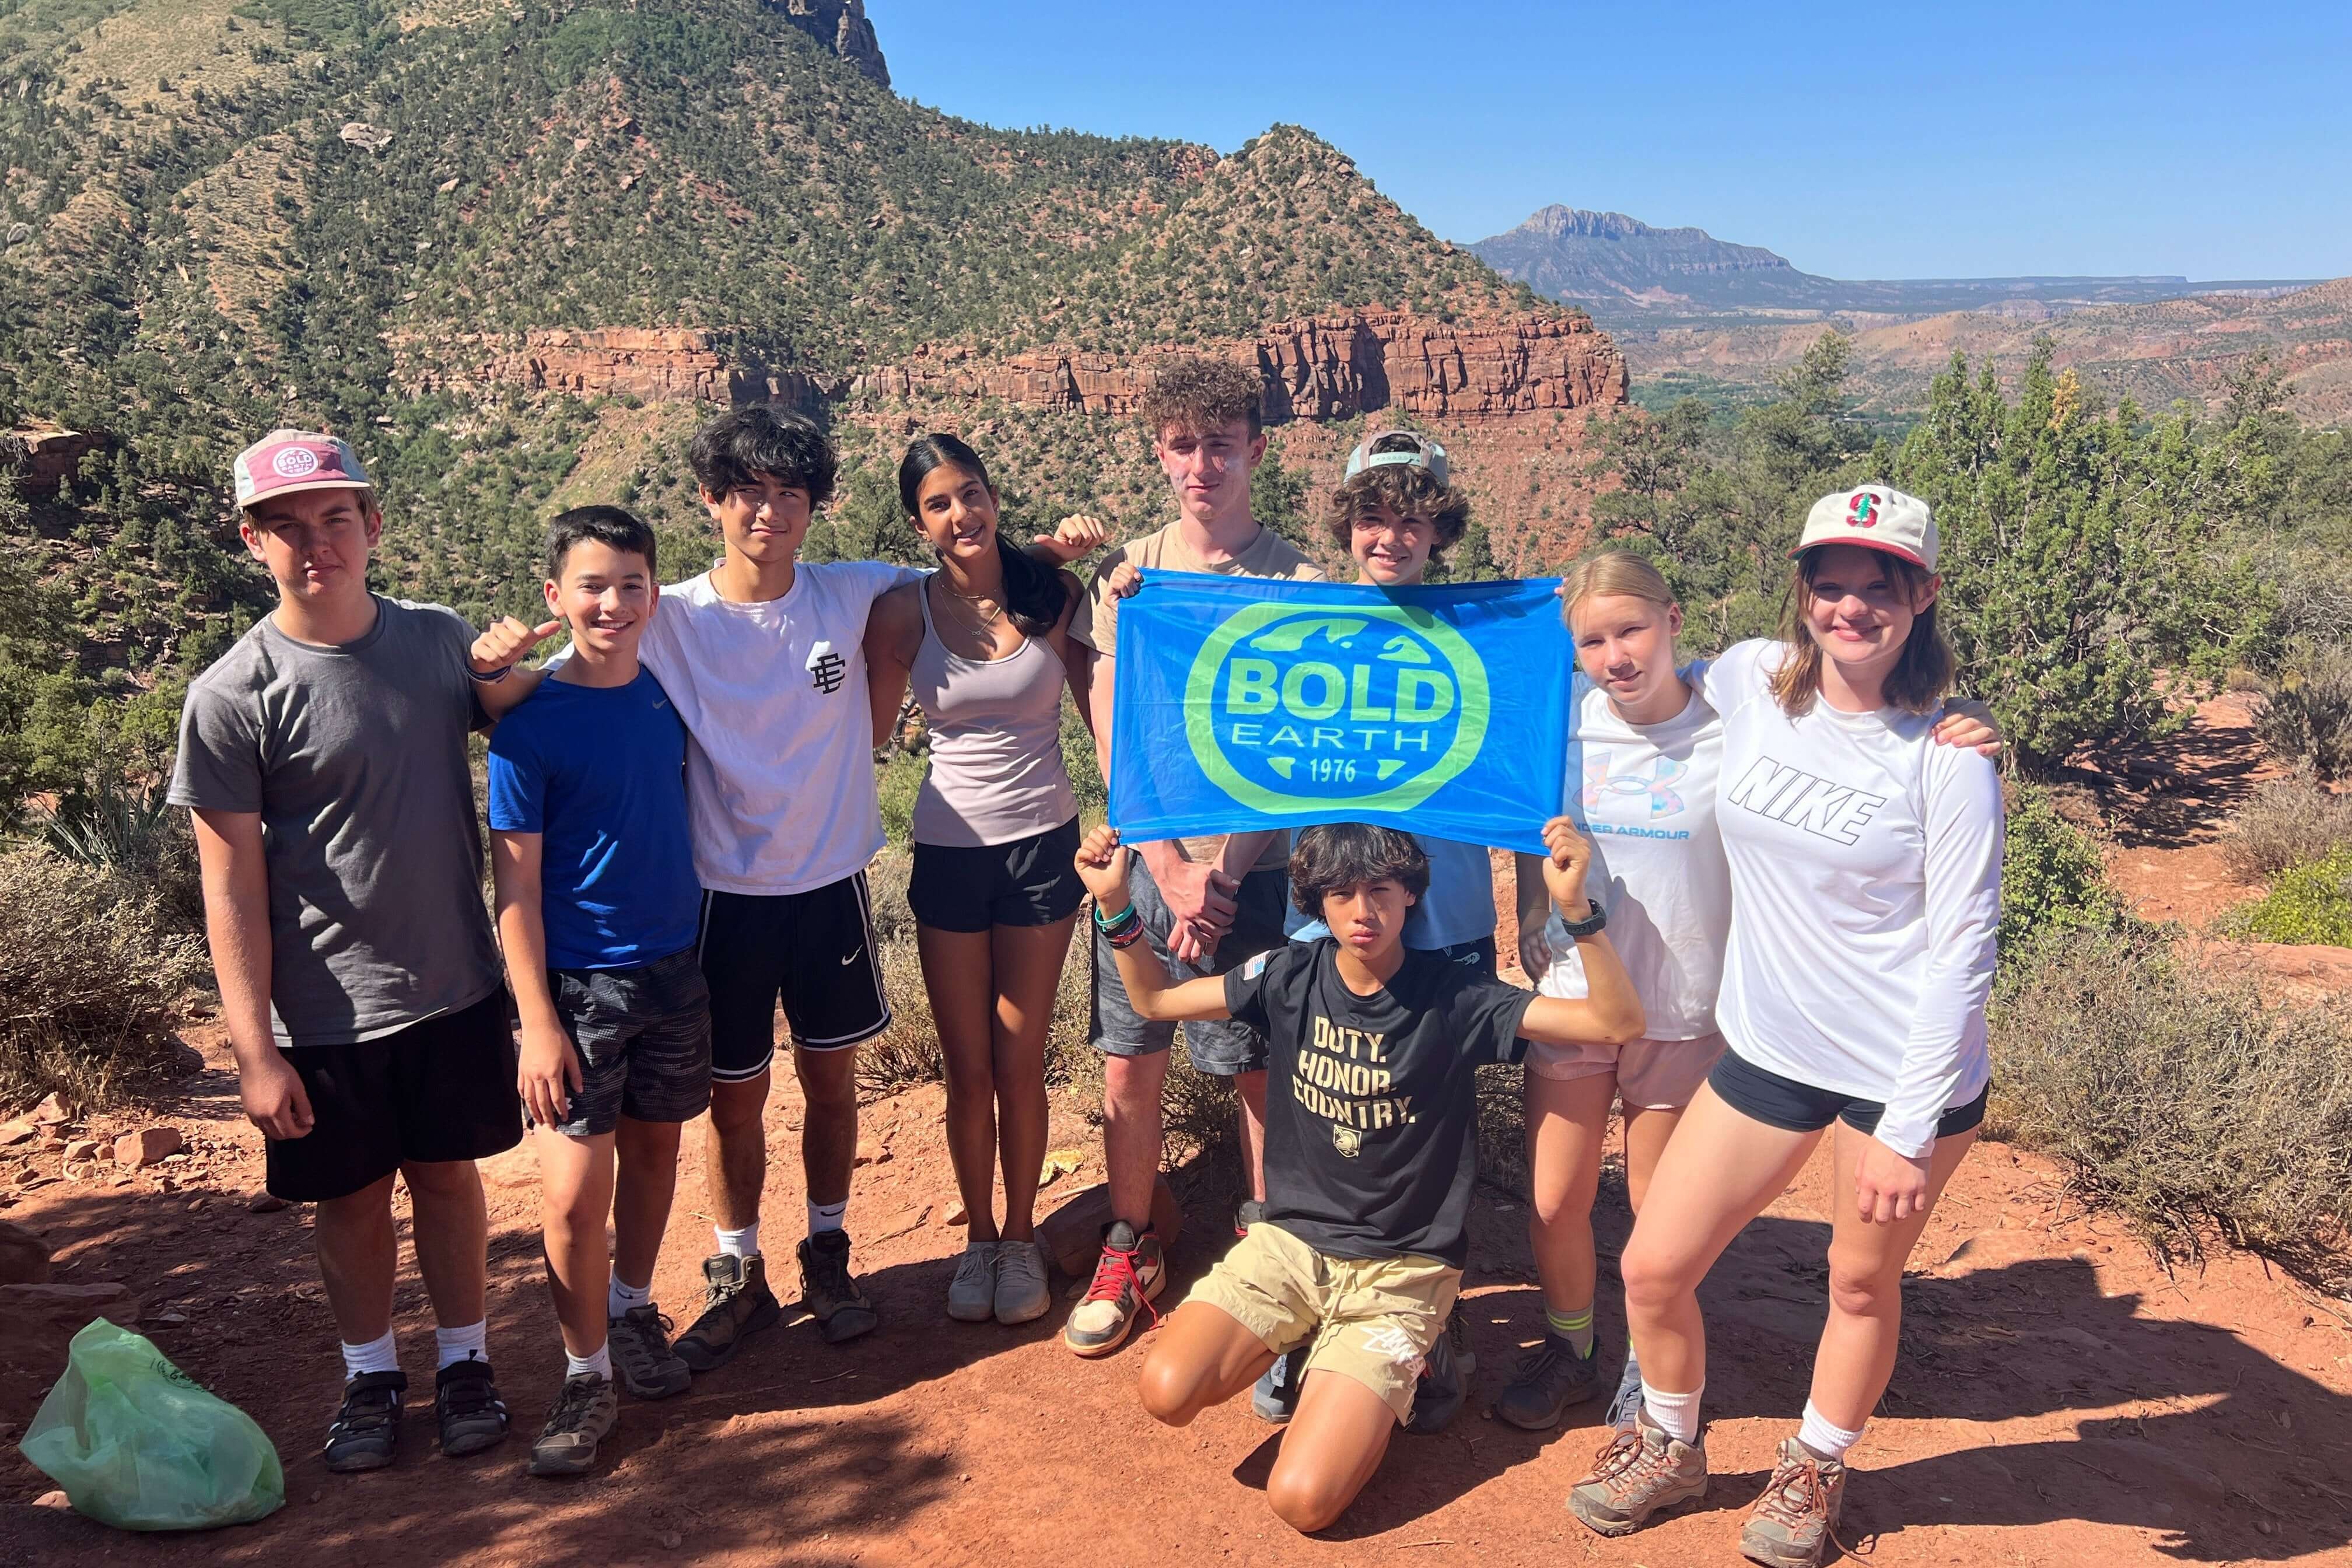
[1090,860,1289,1076]
[540,946,713,1137]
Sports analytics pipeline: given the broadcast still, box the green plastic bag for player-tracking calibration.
[18,1318,284,1531]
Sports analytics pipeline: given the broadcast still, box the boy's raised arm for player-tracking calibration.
[1072,824,1233,1023]
[1517,817,1646,1047]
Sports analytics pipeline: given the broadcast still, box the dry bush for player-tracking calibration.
[2253,646,2352,783]
[0,845,209,1109]
[1987,928,2352,1291]
[2218,778,2352,883]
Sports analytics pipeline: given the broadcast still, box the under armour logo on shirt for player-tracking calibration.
[807,640,846,695]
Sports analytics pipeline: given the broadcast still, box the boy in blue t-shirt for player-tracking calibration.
[487,506,710,1478]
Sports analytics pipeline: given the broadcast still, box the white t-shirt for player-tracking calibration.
[1538,672,1727,1040]
[1699,639,2004,1157]
[601,561,918,897]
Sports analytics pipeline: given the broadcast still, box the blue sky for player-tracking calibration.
[876,1,2351,282]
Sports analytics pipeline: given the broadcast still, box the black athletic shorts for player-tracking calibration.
[264,988,522,1204]
[909,818,1085,933]
[697,872,890,1082]
[1709,1048,1989,1143]
[537,946,713,1138]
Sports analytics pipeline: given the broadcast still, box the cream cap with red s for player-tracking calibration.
[1792,484,1937,572]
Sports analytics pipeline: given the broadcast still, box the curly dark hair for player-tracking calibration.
[689,405,838,508]
[1288,823,1430,918]
[1139,358,1265,441]
[1323,442,1470,558]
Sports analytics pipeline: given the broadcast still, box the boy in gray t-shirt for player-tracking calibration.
[169,429,542,1474]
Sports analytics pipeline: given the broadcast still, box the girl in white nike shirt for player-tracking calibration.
[1565,488,2004,1568]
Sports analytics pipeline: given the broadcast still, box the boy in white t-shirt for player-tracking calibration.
[477,408,1104,1373]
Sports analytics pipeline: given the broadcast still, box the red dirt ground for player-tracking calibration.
[6,695,2351,1565]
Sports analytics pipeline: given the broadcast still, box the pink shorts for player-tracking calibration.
[1523,1031,1727,1110]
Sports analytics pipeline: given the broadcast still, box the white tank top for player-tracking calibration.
[908,573,1079,847]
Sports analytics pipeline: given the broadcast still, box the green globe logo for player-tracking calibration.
[1184,603,1490,815]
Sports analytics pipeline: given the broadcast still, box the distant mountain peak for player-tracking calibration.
[766,0,888,87]
[1478,207,1798,295]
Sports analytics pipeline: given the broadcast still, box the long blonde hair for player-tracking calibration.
[1559,550,1677,629]
[1768,548,1954,716]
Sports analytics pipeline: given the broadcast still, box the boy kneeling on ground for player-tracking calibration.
[1073,816,1645,1533]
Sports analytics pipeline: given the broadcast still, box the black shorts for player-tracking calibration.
[538,946,713,1137]
[697,872,890,1082]
[909,818,1085,933]
[1709,1048,1988,1143]
[1431,936,1497,977]
[265,988,522,1204]
[1091,861,1289,1076]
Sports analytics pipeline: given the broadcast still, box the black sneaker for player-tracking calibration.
[674,1253,782,1372]
[1494,1331,1602,1430]
[608,1304,691,1399]
[1251,1346,1307,1424]
[323,1369,406,1474]
[527,1372,620,1478]
[797,1230,880,1345]
[433,1358,510,1457]
[1234,1199,1266,1237]
[1405,1313,1469,1434]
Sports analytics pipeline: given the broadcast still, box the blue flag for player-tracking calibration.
[1108,573,1573,855]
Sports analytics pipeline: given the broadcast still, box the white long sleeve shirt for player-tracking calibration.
[1700,640,2004,1157]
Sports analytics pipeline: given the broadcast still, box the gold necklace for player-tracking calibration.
[935,575,1005,629]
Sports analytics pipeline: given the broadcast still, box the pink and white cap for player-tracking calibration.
[232,429,372,511]
[1791,484,1937,572]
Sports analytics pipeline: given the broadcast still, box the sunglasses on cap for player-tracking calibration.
[1343,431,1449,487]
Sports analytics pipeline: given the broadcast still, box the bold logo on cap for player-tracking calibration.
[272,446,322,479]
[1184,604,1489,816]
[1848,491,1881,527]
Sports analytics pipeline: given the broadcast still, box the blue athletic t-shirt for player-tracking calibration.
[1286,835,1499,951]
[486,669,699,970]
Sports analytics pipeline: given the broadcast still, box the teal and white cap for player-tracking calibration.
[1343,430,1448,487]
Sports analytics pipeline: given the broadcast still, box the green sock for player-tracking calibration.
[1545,1304,1595,1359]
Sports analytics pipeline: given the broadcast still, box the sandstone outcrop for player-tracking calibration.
[389,329,822,409]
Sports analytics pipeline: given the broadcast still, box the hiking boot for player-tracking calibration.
[1604,1349,1645,1433]
[1234,1198,1265,1237]
[1405,1312,1469,1434]
[1566,1406,1709,1536]
[1061,1221,1164,1358]
[993,1238,1052,1326]
[1739,1438,1850,1567]
[1495,1331,1602,1430]
[1251,1346,1307,1424]
[947,1240,999,1323]
[527,1373,620,1478]
[798,1230,880,1344]
[674,1253,782,1372]
[608,1305,691,1400]
[323,1369,406,1473]
[433,1359,509,1458]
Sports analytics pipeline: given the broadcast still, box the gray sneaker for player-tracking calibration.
[947,1240,999,1323]
[608,1305,691,1399]
[1251,1346,1307,1424]
[1566,1405,1709,1536]
[1605,1348,1645,1433]
[528,1373,619,1478]
[1738,1437,1849,1567]
[674,1253,782,1371]
[1495,1331,1602,1430]
[992,1239,1051,1325]
[1404,1312,1471,1434]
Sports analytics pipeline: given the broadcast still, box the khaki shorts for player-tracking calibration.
[1186,1221,1460,1425]
[1523,1030,1727,1109]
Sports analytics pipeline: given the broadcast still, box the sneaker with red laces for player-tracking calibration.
[1060,1220,1164,1358]
[1565,1404,1709,1536]
[1738,1437,1849,1567]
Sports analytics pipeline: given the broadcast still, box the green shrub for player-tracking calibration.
[2218,847,2352,947]
[2218,778,2352,883]
[2253,645,2352,783]
[1999,783,2132,953]
[1987,928,2352,1290]
[0,846,209,1110]
[32,778,205,931]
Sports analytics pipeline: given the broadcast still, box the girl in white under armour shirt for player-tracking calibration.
[1566,487,2004,1568]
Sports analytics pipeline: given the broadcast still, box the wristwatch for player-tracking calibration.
[1556,902,1607,939]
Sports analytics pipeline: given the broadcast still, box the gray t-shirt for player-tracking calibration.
[167,597,502,1048]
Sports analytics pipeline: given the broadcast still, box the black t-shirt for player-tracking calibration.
[1224,939,1535,1269]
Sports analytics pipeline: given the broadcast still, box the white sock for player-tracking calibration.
[1797,1399,1864,1462]
[1641,1378,1704,1444]
[433,1320,488,1370]
[715,1222,760,1261]
[807,1198,847,1236]
[565,1342,612,1381]
[341,1329,399,1380]
[608,1275,652,1318]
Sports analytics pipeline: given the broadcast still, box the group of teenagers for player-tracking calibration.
[170,356,2005,1566]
